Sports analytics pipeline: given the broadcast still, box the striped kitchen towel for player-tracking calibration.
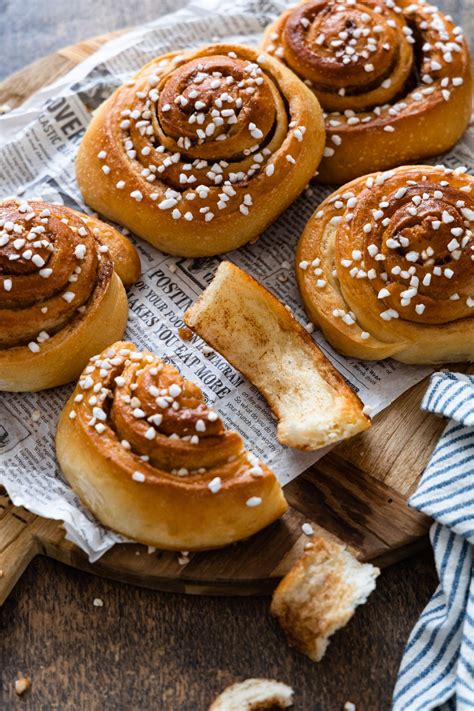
[393,371,474,711]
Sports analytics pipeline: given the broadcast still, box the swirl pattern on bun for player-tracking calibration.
[0,199,140,391]
[76,44,326,256]
[296,165,474,363]
[56,341,287,550]
[262,0,472,183]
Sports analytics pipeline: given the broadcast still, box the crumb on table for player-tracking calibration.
[15,673,31,696]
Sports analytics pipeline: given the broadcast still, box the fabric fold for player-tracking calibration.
[393,372,474,711]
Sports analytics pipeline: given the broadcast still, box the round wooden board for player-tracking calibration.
[1,31,461,601]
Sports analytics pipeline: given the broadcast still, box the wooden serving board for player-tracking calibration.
[2,367,449,603]
[0,32,461,603]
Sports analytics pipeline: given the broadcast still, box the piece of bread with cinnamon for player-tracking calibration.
[184,262,370,450]
[271,536,379,662]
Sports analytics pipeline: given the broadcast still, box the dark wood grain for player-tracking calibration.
[0,552,437,710]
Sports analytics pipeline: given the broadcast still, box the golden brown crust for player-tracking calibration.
[271,536,379,661]
[56,341,287,551]
[0,199,140,391]
[296,164,474,364]
[75,211,140,287]
[76,44,326,256]
[184,262,370,450]
[262,0,472,183]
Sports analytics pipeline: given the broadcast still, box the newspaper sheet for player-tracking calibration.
[1,0,470,560]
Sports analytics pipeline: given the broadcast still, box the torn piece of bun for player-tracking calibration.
[184,262,370,451]
[209,679,294,710]
[271,536,379,662]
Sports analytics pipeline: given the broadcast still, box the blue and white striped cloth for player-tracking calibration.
[393,371,474,711]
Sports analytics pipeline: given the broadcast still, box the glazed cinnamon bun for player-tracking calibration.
[296,165,474,363]
[0,199,140,391]
[56,341,287,550]
[76,44,326,256]
[262,0,472,183]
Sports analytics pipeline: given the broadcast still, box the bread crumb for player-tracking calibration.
[178,552,190,565]
[178,326,193,341]
[15,674,31,696]
[93,598,104,607]
[271,536,379,661]
[344,703,356,711]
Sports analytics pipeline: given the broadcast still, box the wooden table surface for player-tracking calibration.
[0,0,471,708]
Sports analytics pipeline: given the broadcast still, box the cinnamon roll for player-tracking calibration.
[56,341,287,550]
[76,44,326,256]
[262,0,472,183]
[296,164,474,363]
[0,199,140,391]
